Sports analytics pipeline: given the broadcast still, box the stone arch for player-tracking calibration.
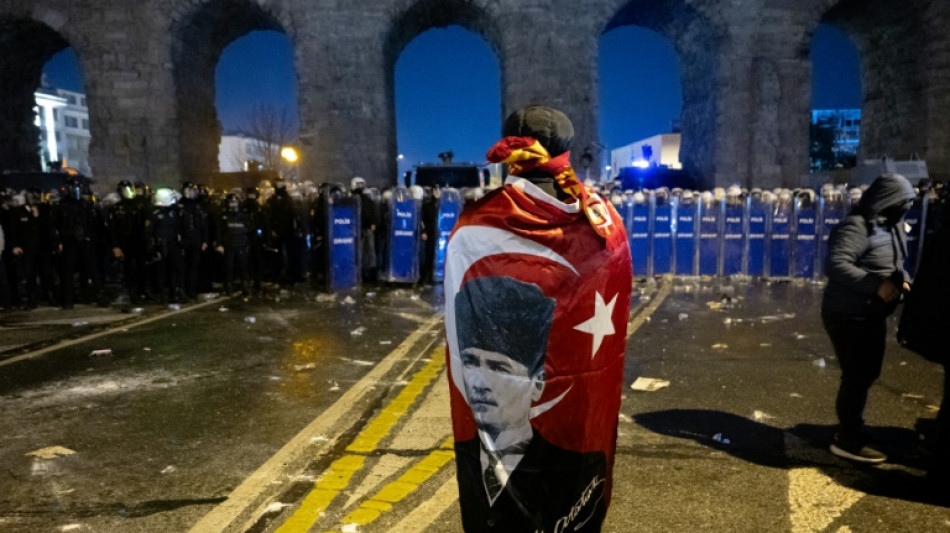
[0,17,70,172]
[815,0,932,173]
[382,0,504,178]
[169,0,295,181]
[599,0,724,189]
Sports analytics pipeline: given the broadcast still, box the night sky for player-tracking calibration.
[43,24,860,173]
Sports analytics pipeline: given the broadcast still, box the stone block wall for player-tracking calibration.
[1,0,948,191]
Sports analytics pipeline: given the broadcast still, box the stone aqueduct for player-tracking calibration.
[1,0,948,190]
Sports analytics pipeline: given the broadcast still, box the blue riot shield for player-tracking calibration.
[768,192,793,278]
[326,193,361,291]
[630,192,651,278]
[674,192,698,276]
[698,192,722,276]
[652,190,673,275]
[817,189,846,279]
[433,188,461,283]
[384,187,420,283]
[793,191,818,279]
[722,190,745,276]
[904,197,924,275]
[747,193,767,277]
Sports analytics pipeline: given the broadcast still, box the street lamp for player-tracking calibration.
[281,147,298,163]
[281,147,299,181]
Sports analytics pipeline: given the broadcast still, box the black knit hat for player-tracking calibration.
[502,105,574,157]
[455,276,555,375]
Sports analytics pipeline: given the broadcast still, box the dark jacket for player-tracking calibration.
[898,191,949,363]
[456,434,607,533]
[822,174,917,317]
[109,199,145,250]
[216,210,252,249]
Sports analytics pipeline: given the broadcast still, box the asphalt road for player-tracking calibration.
[0,279,946,533]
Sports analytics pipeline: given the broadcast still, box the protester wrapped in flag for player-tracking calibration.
[445,105,633,532]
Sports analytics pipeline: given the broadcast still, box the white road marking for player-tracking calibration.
[0,298,227,368]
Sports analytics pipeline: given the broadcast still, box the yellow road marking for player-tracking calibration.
[334,438,455,530]
[627,278,671,339]
[275,455,366,533]
[273,349,446,533]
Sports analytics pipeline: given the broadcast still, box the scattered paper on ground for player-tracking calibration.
[631,377,670,392]
[26,446,76,460]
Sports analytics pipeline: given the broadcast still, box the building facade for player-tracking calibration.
[34,87,91,176]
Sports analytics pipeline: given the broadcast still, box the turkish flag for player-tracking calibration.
[445,177,632,533]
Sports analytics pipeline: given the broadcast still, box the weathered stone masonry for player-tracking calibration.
[1,0,948,190]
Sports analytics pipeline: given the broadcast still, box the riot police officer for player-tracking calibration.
[109,180,147,304]
[179,182,208,301]
[6,192,39,308]
[215,194,252,296]
[147,188,184,303]
[55,179,105,308]
[244,187,266,293]
[266,178,300,286]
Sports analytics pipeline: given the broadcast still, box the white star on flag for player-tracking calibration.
[573,291,618,359]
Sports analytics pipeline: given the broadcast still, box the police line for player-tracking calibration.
[320,184,936,289]
[322,187,462,290]
[612,185,934,279]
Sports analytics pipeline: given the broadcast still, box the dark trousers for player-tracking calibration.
[152,245,183,301]
[224,246,248,294]
[12,250,37,307]
[248,242,263,290]
[61,240,102,307]
[120,248,145,303]
[932,365,950,484]
[822,312,888,439]
[182,242,202,298]
[0,257,11,308]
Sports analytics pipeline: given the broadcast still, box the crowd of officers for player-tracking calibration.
[0,177,452,312]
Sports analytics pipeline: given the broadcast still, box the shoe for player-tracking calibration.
[830,434,888,464]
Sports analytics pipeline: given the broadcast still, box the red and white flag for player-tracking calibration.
[445,176,632,533]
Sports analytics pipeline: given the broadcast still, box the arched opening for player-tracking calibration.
[0,19,78,174]
[385,0,502,187]
[393,25,501,183]
[215,30,298,177]
[599,25,683,185]
[40,47,92,176]
[602,1,720,189]
[171,0,296,182]
[809,24,861,173]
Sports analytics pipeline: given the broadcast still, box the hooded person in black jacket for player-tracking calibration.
[822,173,917,463]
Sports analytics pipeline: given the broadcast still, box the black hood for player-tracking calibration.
[857,173,916,218]
[502,105,574,156]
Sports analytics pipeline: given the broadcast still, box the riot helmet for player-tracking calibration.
[152,187,177,207]
[25,187,41,204]
[182,181,199,200]
[117,180,136,200]
[226,193,241,213]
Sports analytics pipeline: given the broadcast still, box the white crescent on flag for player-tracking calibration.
[445,225,578,417]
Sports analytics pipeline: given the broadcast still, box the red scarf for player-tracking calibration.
[487,136,625,249]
